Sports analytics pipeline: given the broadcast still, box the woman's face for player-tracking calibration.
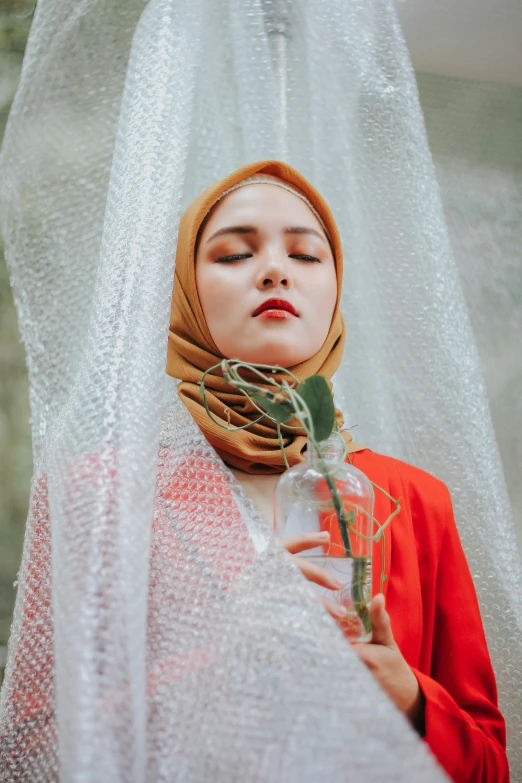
[195,184,337,367]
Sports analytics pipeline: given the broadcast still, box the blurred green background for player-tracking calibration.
[0,0,34,681]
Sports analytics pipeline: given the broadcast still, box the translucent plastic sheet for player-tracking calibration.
[0,0,520,779]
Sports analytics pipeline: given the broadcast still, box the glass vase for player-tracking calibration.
[275,433,374,642]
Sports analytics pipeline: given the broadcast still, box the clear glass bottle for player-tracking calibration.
[275,432,374,641]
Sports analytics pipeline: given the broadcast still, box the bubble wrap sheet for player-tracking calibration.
[0,0,520,780]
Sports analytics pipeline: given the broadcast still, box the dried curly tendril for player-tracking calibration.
[199,359,401,631]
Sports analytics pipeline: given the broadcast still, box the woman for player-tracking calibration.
[166,158,509,783]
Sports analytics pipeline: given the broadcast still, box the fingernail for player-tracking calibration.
[317,531,329,540]
[331,579,345,590]
[334,605,349,618]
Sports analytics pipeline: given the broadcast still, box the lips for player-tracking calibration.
[252,298,298,317]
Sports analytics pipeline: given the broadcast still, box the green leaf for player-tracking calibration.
[295,375,335,441]
[250,392,293,424]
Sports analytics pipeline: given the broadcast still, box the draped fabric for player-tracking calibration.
[0,0,520,780]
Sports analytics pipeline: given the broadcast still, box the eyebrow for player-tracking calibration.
[206,224,327,245]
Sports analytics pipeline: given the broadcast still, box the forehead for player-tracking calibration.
[201,183,324,233]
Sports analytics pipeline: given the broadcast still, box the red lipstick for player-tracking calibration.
[252,298,298,319]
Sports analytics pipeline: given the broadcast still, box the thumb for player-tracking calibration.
[369,593,395,647]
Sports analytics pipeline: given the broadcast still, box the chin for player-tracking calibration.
[233,341,308,368]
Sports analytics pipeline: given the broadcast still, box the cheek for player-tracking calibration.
[196,263,245,331]
[305,266,338,334]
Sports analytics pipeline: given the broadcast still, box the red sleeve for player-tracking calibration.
[410,487,509,783]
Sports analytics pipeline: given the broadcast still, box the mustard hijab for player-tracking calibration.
[166,160,364,473]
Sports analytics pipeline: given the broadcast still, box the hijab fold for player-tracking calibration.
[166,160,364,474]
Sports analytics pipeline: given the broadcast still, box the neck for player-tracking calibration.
[229,467,280,529]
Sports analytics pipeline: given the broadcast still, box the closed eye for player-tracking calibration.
[290,254,321,263]
[216,253,320,263]
[216,254,253,263]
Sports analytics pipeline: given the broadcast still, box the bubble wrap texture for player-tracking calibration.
[0,393,448,782]
[0,0,520,779]
[416,73,522,546]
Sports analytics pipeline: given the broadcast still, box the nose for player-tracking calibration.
[256,252,292,291]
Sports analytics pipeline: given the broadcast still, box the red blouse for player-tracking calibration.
[350,448,509,783]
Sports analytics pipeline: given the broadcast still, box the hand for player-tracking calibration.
[281,532,351,623]
[352,594,426,733]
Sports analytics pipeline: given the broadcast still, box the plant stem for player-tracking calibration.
[314,447,371,633]
[351,556,372,633]
[317,455,353,558]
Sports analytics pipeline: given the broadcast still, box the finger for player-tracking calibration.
[293,554,344,591]
[281,531,330,554]
[369,593,395,647]
[318,595,350,622]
